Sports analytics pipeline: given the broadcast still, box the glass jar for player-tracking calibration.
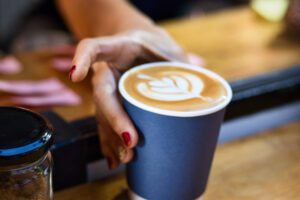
[0,107,54,200]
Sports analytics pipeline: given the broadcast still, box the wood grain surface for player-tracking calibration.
[54,121,300,200]
[1,6,300,121]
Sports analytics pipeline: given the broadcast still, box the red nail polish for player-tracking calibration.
[107,157,113,169]
[69,65,76,80]
[122,132,131,147]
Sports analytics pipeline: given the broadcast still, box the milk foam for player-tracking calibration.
[136,72,211,101]
[119,62,232,117]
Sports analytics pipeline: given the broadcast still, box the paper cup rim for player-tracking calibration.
[119,62,232,117]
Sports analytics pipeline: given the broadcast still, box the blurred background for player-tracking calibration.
[1,0,299,53]
[0,0,246,53]
[0,0,299,197]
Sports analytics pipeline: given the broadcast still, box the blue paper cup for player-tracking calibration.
[119,62,232,200]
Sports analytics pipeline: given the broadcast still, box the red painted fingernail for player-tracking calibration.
[107,157,113,169]
[122,132,131,147]
[69,65,76,80]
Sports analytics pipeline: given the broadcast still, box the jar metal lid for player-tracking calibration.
[0,107,53,166]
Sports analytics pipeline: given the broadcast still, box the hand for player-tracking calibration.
[69,28,189,169]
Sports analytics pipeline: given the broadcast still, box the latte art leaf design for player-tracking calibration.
[137,73,212,102]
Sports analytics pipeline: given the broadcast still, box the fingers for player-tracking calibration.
[70,38,117,82]
[70,39,99,82]
[97,124,119,169]
[93,62,139,148]
[70,30,190,83]
[135,28,188,63]
[97,119,134,170]
[118,145,134,163]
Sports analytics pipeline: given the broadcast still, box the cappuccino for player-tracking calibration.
[119,62,231,117]
[119,62,232,199]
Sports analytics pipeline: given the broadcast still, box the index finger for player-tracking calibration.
[70,37,118,82]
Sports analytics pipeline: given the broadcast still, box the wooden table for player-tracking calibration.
[1,6,299,121]
[54,120,300,200]
[161,7,300,81]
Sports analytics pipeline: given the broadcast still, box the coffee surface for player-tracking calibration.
[122,65,228,112]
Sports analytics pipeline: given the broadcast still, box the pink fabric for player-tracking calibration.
[51,58,73,72]
[0,55,23,75]
[0,78,65,95]
[11,89,81,106]
[49,45,75,72]
[0,78,81,106]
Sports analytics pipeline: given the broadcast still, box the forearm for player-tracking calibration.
[56,0,156,39]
